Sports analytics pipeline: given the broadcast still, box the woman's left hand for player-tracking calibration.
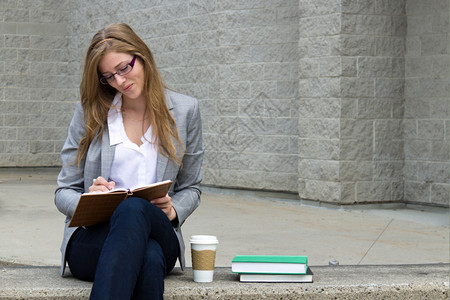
[151,194,177,221]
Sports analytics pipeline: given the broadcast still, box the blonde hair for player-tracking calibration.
[77,23,182,166]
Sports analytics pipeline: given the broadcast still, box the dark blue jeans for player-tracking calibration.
[66,197,179,300]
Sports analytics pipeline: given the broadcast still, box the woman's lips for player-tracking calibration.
[123,84,133,92]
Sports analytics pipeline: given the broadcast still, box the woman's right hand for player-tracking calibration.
[89,176,116,193]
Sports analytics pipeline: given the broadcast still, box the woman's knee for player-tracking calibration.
[116,197,162,216]
[116,197,146,213]
[112,197,158,223]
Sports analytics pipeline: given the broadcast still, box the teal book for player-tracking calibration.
[232,255,308,274]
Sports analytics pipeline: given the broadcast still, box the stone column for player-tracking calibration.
[404,0,450,206]
[298,0,407,204]
[298,1,342,202]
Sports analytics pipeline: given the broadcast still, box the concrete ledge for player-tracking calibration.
[1,264,448,299]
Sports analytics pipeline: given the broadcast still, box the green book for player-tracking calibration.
[232,255,308,274]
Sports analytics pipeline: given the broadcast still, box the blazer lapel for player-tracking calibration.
[156,90,175,182]
[156,154,169,182]
[101,127,115,179]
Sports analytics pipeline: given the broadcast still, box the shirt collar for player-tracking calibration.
[108,93,127,146]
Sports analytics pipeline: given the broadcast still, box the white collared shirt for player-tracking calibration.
[107,93,157,190]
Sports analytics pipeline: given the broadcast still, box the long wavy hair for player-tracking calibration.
[77,23,182,166]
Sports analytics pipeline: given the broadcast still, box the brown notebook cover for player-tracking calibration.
[68,180,173,227]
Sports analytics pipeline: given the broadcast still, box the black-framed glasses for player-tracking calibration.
[99,55,137,85]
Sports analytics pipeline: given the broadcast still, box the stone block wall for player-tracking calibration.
[0,0,448,206]
[0,0,73,166]
[61,0,300,192]
[404,0,450,205]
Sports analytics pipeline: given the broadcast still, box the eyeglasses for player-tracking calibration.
[99,55,137,85]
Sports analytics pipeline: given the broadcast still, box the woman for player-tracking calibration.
[55,23,204,299]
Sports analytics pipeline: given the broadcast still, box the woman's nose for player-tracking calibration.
[114,74,126,85]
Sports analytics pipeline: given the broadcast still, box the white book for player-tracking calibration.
[239,268,313,283]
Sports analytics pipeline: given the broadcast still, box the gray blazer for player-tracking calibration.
[55,89,204,276]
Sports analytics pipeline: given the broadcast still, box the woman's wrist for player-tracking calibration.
[170,206,179,226]
[169,206,177,221]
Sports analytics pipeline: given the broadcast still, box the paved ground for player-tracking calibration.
[0,167,449,268]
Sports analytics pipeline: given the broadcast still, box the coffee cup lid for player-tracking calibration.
[189,235,219,244]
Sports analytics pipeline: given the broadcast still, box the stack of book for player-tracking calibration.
[231,255,313,282]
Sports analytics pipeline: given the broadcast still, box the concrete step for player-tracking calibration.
[1,264,448,299]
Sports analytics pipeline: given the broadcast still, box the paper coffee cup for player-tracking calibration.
[189,235,219,282]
